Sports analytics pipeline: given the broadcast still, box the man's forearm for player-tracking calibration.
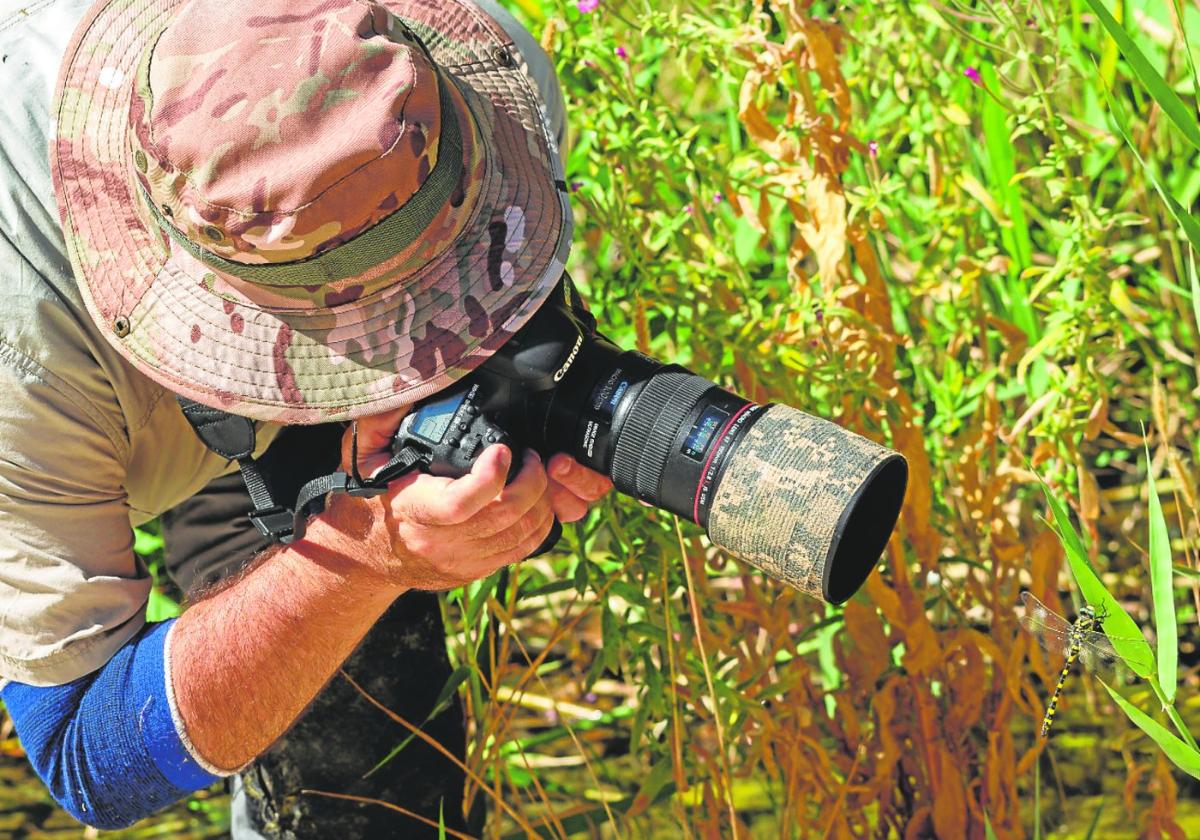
[170,498,404,771]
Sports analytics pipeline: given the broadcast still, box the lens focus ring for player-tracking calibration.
[611,371,715,501]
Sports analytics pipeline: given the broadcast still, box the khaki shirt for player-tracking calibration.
[0,0,566,686]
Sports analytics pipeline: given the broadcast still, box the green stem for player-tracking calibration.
[1149,677,1200,752]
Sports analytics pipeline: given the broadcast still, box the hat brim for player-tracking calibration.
[51,0,572,423]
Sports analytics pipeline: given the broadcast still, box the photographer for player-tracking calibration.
[0,0,611,836]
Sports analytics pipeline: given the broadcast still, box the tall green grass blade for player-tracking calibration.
[1097,0,1120,88]
[1083,799,1105,840]
[367,666,472,776]
[1040,481,1156,677]
[1144,444,1178,703]
[984,810,999,840]
[979,64,1036,341]
[1170,0,1200,98]
[1174,563,1200,580]
[1102,683,1200,779]
[1081,0,1200,154]
[1101,82,1200,254]
[1189,245,1200,338]
[1034,750,1042,840]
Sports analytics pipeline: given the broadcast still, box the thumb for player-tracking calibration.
[341,407,410,473]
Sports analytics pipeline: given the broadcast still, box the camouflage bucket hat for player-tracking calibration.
[51,0,572,423]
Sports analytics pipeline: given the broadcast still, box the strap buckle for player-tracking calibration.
[249,507,301,542]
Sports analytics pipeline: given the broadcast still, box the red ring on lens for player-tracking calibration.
[692,402,756,524]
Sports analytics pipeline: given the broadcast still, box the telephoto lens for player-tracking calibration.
[543,339,908,605]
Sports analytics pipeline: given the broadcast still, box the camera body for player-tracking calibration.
[394,279,591,482]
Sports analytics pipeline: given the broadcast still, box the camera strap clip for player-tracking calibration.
[175,397,429,546]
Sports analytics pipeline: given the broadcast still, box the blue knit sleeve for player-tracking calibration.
[1,619,225,829]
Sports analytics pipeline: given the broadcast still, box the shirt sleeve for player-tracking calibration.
[0,339,150,687]
[1,619,224,830]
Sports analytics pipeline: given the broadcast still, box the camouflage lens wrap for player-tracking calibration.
[706,405,908,603]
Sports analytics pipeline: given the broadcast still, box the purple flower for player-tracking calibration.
[576,0,599,13]
[815,308,824,323]
[584,692,598,703]
[712,191,724,205]
[964,66,982,86]
[868,140,878,159]
[683,204,694,216]
[614,45,628,60]
[571,180,584,192]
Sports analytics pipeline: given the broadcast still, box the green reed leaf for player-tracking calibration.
[1102,683,1200,779]
[1081,0,1200,154]
[1189,245,1200,340]
[1145,445,1178,703]
[1083,800,1106,840]
[1040,481,1156,678]
[1100,81,1200,256]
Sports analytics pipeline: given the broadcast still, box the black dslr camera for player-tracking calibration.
[391,275,909,604]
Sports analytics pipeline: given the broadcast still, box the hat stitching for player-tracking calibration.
[134,270,539,406]
[61,0,172,321]
[139,22,420,218]
[136,130,514,353]
[0,0,57,36]
[124,94,535,362]
[148,138,498,326]
[147,70,495,305]
[130,156,550,397]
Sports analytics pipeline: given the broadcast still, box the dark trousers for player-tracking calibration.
[160,424,481,839]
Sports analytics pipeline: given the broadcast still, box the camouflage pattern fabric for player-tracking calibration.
[707,405,906,603]
[51,0,572,423]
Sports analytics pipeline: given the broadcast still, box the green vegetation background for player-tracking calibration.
[5,0,1200,837]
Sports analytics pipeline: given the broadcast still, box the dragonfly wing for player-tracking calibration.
[1075,628,1151,679]
[1019,591,1074,657]
[1019,615,1073,658]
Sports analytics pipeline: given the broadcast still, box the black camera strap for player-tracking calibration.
[175,397,429,544]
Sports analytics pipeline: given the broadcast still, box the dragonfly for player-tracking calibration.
[1018,591,1152,738]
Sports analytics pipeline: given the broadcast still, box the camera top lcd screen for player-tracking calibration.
[412,392,464,444]
[682,405,729,461]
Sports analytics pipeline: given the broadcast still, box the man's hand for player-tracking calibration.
[172,407,614,772]
[313,407,613,592]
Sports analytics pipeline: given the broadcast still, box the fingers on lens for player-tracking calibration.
[550,483,589,523]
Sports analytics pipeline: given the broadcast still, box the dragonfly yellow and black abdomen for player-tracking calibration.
[1041,652,1080,737]
[1018,591,1150,739]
